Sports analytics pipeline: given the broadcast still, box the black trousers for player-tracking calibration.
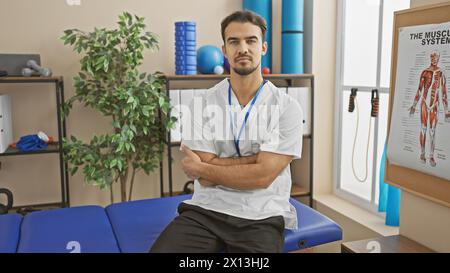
[149,203,285,253]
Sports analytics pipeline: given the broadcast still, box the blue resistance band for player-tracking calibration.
[228,79,266,157]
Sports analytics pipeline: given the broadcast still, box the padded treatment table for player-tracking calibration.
[0,214,22,253]
[0,194,342,253]
[18,206,121,253]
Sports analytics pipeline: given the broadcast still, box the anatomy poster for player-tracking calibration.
[387,21,450,181]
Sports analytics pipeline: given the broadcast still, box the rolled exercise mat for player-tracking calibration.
[282,32,304,74]
[243,0,272,70]
[281,0,304,74]
[282,0,304,32]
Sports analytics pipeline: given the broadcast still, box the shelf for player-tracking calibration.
[165,74,314,81]
[0,142,61,157]
[290,185,310,197]
[0,76,63,83]
[0,75,69,209]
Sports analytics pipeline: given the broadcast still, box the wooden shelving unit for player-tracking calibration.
[0,76,69,211]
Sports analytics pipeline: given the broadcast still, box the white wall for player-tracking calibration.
[310,0,337,195]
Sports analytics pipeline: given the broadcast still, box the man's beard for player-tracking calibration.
[232,61,260,76]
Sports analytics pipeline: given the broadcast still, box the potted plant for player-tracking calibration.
[61,12,174,203]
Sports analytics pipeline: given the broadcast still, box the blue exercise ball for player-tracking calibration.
[197,45,224,74]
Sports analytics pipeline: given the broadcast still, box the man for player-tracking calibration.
[150,11,303,253]
[409,51,449,167]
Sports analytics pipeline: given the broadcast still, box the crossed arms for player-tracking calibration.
[181,145,293,190]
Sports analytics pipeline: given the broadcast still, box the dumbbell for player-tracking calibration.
[22,60,53,77]
[21,67,40,77]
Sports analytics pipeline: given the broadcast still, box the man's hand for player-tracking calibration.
[181,145,201,180]
[181,145,216,187]
[181,144,201,162]
[181,156,200,180]
[409,105,416,117]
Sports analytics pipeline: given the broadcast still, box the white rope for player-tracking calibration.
[351,97,372,183]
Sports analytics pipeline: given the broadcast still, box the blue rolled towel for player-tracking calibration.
[16,134,48,152]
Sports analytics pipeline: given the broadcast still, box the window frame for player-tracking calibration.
[333,0,396,215]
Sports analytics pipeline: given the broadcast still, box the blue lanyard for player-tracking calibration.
[228,79,266,157]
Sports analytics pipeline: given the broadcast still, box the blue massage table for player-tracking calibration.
[0,194,342,253]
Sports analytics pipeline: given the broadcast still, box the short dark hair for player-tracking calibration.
[221,11,267,44]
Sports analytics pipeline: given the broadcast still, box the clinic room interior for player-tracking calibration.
[0,0,449,254]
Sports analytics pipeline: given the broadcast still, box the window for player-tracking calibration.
[334,0,410,213]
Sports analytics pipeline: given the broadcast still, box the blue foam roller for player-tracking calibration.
[174,40,197,46]
[176,65,197,70]
[282,0,304,32]
[175,50,197,58]
[175,66,197,70]
[176,71,197,75]
[176,60,197,66]
[185,70,197,75]
[175,43,196,49]
[176,56,197,62]
[175,45,196,51]
[175,52,194,57]
[174,40,197,47]
[174,21,197,75]
[175,30,195,35]
[175,26,194,30]
[175,31,187,36]
[176,55,197,63]
[282,33,304,74]
[176,25,196,32]
[175,30,196,40]
[176,34,195,41]
[179,60,197,66]
[175,63,197,68]
[175,21,196,27]
[175,45,197,52]
[175,28,196,34]
[176,61,197,67]
[175,22,196,32]
[176,67,197,71]
[174,39,196,45]
[175,50,197,56]
[175,35,195,41]
[243,0,272,70]
[175,70,197,75]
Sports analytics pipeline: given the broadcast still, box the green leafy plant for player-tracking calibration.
[61,12,174,203]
